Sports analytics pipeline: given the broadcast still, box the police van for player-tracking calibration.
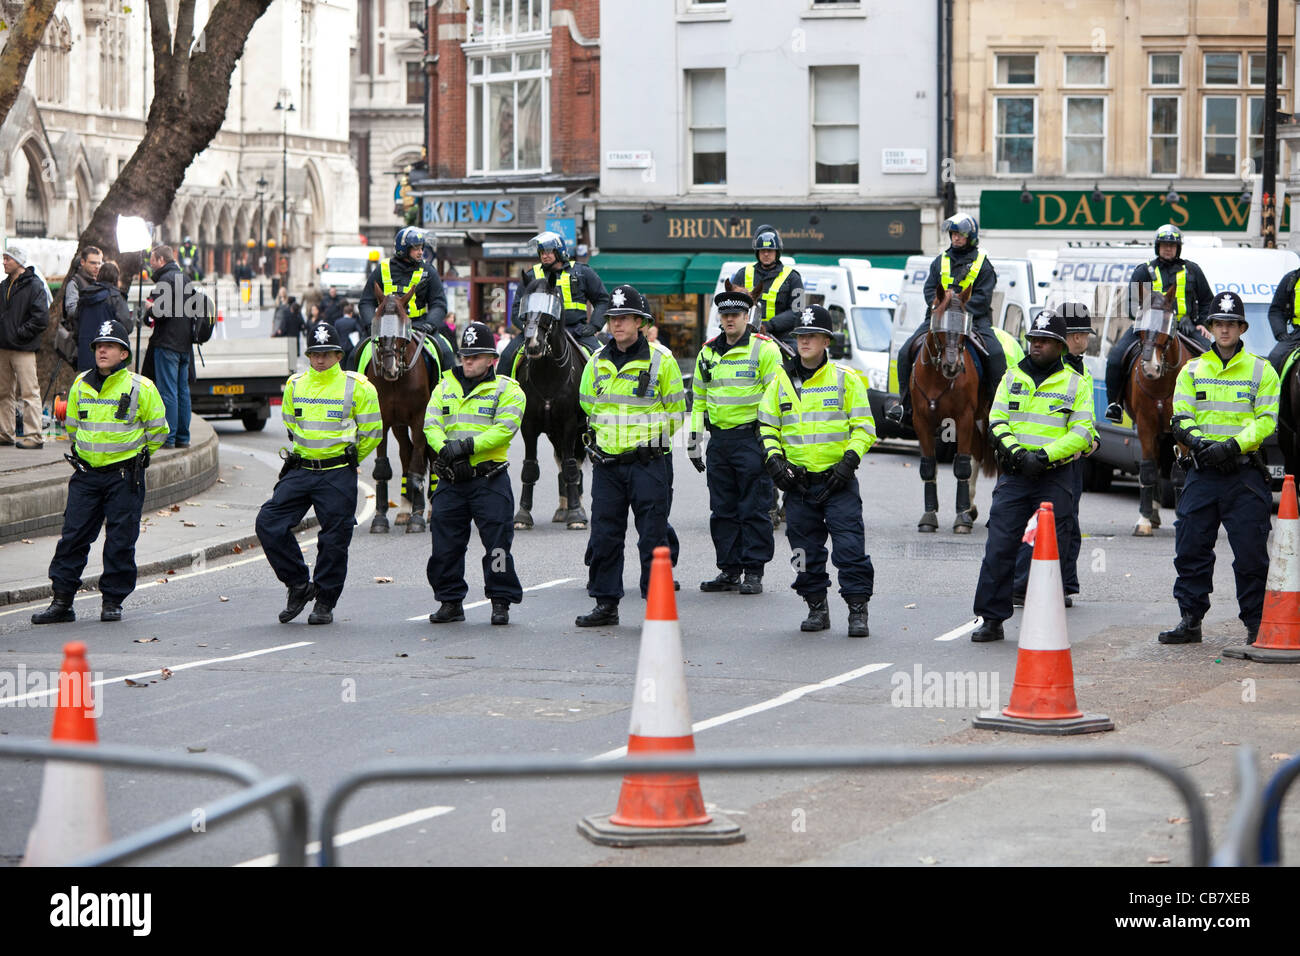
[1045,243,1299,492]
[317,245,385,298]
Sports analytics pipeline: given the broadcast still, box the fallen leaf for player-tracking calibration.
[374,576,393,584]
[155,578,168,584]
[124,678,148,688]
[233,464,245,470]
[388,500,397,508]
[186,746,206,753]
[133,637,159,644]
[904,603,917,609]
[170,504,180,512]
[186,501,202,507]
[1167,817,1188,825]
[219,596,229,602]
[196,643,208,647]
[216,478,228,484]
[395,652,408,658]
[1221,741,1239,746]
[1270,753,1293,761]
[183,521,197,528]
[156,510,170,517]
[231,545,243,554]
[166,569,176,575]
[159,667,173,680]
[445,655,475,660]
[1147,856,1171,864]
[919,856,938,865]
[216,522,226,527]
[21,538,33,544]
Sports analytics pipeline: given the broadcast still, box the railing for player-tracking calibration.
[1258,752,1300,865]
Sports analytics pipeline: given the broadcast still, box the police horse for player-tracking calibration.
[511,283,589,531]
[909,288,998,533]
[363,283,437,534]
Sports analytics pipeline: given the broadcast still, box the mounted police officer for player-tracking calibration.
[1160,292,1279,645]
[972,309,1094,643]
[31,320,168,625]
[729,225,804,351]
[887,214,1002,431]
[424,321,527,626]
[758,305,876,637]
[576,284,686,627]
[1104,224,1213,423]
[359,227,449,337]
[1266,260,1300,374]
[690,289,782,594]
[256,322,382,625]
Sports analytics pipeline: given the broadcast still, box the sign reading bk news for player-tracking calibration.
[980,189,1293,231]
[596,208,921,251]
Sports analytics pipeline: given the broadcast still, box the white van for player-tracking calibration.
[318,245,385,298]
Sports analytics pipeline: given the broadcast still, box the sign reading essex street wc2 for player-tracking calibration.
[596,208,921,251]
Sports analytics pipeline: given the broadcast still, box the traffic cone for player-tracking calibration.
[975,503,1115,735]
[1226,475,1300,663]
[578,546,743,847]
[22,642,111,865]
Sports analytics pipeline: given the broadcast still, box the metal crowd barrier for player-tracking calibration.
[317,746,1212,867]
[1,738,308,867]
[1210,747,1262,867]
[1258,752,1300,865]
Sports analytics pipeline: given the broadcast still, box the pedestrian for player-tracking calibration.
[255,321,382,625]
[1160,292,1280,645]
[334,303,362,365]
[322,285,345,323]
[273,296,305,341]
[758,305,876,636]
[233,253,255,283]
[143,245,194,449]
[690,288,783,594]
[30,319,168,624]
[424,321,527,626]
[0,244,51,449]
[73,261,131,372]
[971,309,1094,642]
[575,284,687,627]
[61,245,103,351]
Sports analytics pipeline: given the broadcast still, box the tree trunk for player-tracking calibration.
[0,0,59,129]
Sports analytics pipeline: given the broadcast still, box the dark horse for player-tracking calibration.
[512,282,589,530]
[1279,356,1300,480]
[365,282,436,535]
[910,288,998,533]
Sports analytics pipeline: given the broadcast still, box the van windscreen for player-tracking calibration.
[324,259,371,273]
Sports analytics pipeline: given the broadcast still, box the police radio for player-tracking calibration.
[115,393,131,421]
[635,370,651,397]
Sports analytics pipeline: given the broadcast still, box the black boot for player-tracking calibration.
[279,582,316,624]
[100,602,123,623]
[847,601,869,638]
[430,600,465,624]
[971,618,1005,642]
[31,593,76,625]
[575,602,619,627]
[800,597,830,632]
[739,572,763,595]
[700,571,741,592]
[491,600,510,625]
[1158,614,1202,644]
[308,601,334,625]
[1247,625,1258,645]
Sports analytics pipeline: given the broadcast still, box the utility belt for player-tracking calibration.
[706,422,760,438]
[1181,447,1270,482]
[280,447,358,477]
[65,451,148,476]
[589,443,671,466]
[435,460,509,484]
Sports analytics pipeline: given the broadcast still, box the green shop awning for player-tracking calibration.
[586,253,690,295]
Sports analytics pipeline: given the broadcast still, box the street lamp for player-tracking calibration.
[255,175,268,304]
[274,89,296,292]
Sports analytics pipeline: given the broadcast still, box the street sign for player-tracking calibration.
[882,149,928,174]
[606,150,653,168]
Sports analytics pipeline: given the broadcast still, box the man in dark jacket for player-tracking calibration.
[1266,263,1300,374]
[334,303,363,366]
[75,266,131,372]
[729,224,804,351]
[61,245,103,330]
[145,245,193,448]
[0,244,51,448]
[358,227,447,334]
[322,286,346,323]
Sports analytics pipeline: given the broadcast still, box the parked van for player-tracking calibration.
[318,245,384,298]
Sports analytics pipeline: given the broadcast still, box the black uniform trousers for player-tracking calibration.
[1267,332,1300,375]
[585,451,675,602]
[426,469,523,603]
[974,468,1076,623]
[256,465,357,607]
[1173,465,1272,630]
[48,467,147,603]
[784,474,874,601]
[1013,460,1083,596]
[706,426,775,574]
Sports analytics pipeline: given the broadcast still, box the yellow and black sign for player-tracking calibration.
[980,189,1291,231]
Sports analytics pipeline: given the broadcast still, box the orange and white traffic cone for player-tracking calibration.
[975,503,1115,735]
[1226,474,1300,663]
[579,546,743,846]
[22,642,111,865]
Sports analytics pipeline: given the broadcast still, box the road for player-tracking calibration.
[1,411,1296,867]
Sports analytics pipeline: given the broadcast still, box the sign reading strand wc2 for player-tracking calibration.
[596,208,921,251]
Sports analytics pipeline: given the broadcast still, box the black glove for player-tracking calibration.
[688,432,706,473]
[573,323,598,339]
[765,454,797,492]
[451,459,473,483]
[1019,448,1050,479]
[1199,438,1239,472]
[1007,447,1028,475]
[814,450,860,504]
[438,438,474,464]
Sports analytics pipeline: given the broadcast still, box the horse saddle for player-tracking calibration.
[1120,331,1205,379]
[354,334,443,380]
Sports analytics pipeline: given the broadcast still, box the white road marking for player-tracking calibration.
[405,577,577,621]
[0,641,314,706]
[935,618,980,642]
[235,804,456,867]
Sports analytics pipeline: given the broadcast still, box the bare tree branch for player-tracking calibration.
[0,0,59,128]
[173,0,197,98]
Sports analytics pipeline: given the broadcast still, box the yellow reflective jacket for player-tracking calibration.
[281,363,382,466]
[579,337,686,454]
[990,358,1094,464]
[67,368,168,466]
[757,358,876,470]
[1172,344,1279,452]
[424,371,526,466]
[690,330,783,433]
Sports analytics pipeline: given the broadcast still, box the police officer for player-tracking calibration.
[500,232,611,378]
[730,225,804,351]
[178,237,203,282]
[1012,302,1098,607]
[886,214,1002,430]
[576,284,687,626]
[1160,292,1279,645]
[1104,224,1213,422]
[424,321,527,626]
[1265,260,1300,374]
[359,227,449,337]
[255,322,382,625]
[972,309,1094,642]
[689,289,783,594]
[758,305,876,637]
[31,320,168,624]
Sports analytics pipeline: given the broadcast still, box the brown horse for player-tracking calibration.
[1123,289,1202,536]
[365,282,437,535]
[910,289,998,533]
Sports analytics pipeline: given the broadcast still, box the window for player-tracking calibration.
[1150,52,1181,86]
[100,0,128,111]
[1149,96,1180,176]
[468,0,547,41]
[35,17,71,105]
[406,62,424,105]
[995,54,1036,85]
[1204,96,1239,174]
[1064,53,1106,86]
[300,2,314,128]
[1064,97,1105,174]
[995,97,1035,174]
[1204,52,1241,85]
[687,69,726,186]
[468,49,549,173]
[1249,52,1289,86]
[812,66,859,185]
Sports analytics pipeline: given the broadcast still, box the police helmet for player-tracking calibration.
[1025,309,1068,344]
[942,214,979,245]
[394,227,425,258]
[184,236,193,245]
[1154,224,1183,258]
[1207,291,1248,328]
[1058,301,1096,336]
[457,321,499,356]
[531,231,570,267]
[752,225,782,255]
[606,284,652,324]
[714,289,754,314]
[791,305,834,336]
[90,318,131,353]
[305,321,345,353]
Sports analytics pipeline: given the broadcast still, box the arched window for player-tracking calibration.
[100,1,128,111]
[36,17,72,104]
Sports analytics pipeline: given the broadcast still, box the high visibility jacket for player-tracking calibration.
[990,359,1094,464]
[281,363,382,466]
[995,326,1025,365]
[67,368,168,466]
[1149,260,1188,317]
[940,250,988,295]
[757,359,876,471]
[579,338,687,454]
[380,259,426,318]
[1065,354,1099,448]
[1172,345,1279,452]
[690,331,783,432]
[424,371,526,466]
[744,263,796,321]
[531,263,578,311]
